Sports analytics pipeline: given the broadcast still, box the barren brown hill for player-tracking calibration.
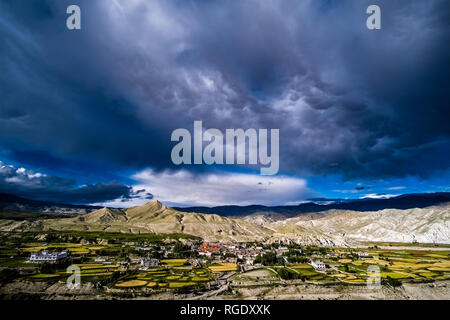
[0,200,274,242]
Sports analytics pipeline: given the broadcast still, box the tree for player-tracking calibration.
[277,268,301,280]
[384,276,402,288]
[173,242,194,258]
[260,252,278,266]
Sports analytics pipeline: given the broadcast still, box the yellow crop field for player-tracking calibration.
[346,278,365,283]
[87,246,106,250]
[68,248,90,254]
[168,282,196,288]
[292,264,312,269]
[147,282,157,288]
[390,258,420,263]
[160,259,187,266]
[331,273,347,278]
[30,274,60,279]
[419,272,439,279]
[80,272,113,277]
[75,264,109,269]
[78,264,119,270]
[380,272,410,279]
[137,276,155,281]
[434,261,450,268]
[404,263,434,270]
[115,280,148,288]
[338,259,352,263]
[208,263,237,272]
[146,271,167,275]
[191,277,209,281]
[363,259,390,266]
[426,254,449,259]
[427,267,450,272]
[22,246,47,252]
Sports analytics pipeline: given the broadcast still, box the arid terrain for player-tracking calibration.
[0,194,449,300]
[0,198,449,246]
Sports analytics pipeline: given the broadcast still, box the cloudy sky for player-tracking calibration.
[0,0,449,207]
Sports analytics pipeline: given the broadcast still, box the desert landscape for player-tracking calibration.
[0,193,449,300]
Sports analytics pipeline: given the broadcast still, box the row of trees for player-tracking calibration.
[254,252,283,266]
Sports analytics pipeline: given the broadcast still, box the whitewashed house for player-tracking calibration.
[94,257,106,262]
[140,258,160,270]
[310,260,327,270]
[357,252,369,257]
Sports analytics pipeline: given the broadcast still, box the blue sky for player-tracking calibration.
[0,0,449,206]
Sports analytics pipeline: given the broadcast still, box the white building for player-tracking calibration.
[140,259,160,269]
[136,247,152,251]
[29,250,67,263]
[357,252,369,257]
[310,260,327,270]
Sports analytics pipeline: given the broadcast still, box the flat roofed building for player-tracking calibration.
[310,259,327,270]
[140,258,160,269]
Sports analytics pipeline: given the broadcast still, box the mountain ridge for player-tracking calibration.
[0,193,449,245]
[174,192,450,219]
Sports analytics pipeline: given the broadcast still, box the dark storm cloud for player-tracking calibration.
[0,161,134,204]
[0,0,449,180]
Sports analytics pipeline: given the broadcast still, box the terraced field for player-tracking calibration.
[321,248,450,283]
[232,268,278,282]
[114,267,214,289]
[208,263,238,272]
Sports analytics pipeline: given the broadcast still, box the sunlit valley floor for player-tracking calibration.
[0,194,449,300]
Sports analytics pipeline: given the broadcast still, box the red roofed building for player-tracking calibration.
[200,243,221,252]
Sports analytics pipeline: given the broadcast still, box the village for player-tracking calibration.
[27,240,336,272]
[1,229,448,300]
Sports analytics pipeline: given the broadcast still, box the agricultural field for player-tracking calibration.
[208,263,238,272]
[0,231,209,295]
[160,259,188,266]
[1,231,449,300]
[232,268,278,282]
[318,246,450,283]
[114,267,214,289]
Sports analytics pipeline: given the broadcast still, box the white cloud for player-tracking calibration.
[361,193,398,199]
[332,189,360,194]
[386,186,406,190]
[123,169,315,207]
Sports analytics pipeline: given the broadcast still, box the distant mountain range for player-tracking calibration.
[0,193,101,218]
[174,192,450,219]
[0,192,449,245]
[1,191,450,220]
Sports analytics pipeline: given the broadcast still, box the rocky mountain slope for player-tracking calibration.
[0,196,448,245]
[268,204,450,244]
[0,200,274,242]
[175,192,450,219]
